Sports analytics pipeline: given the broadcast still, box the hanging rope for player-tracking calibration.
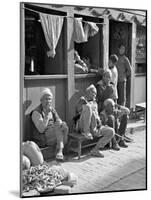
[23,6,105,25]
[23,6,146,25]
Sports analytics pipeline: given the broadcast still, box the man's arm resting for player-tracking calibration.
[32,111,49,133]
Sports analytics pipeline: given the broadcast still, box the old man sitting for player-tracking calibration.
[75,84,114,157]
[31,88,68,161]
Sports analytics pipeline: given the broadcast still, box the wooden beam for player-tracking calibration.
[65,8,75,129]
[103,17,109,69]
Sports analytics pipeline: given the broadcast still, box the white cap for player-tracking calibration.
[86,84,97,93]
[40,88,53,99]
[103,69,112,77]
[104,98,115,107]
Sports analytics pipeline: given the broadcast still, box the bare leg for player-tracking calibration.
[107,115,120,150]
[92,126,114,151]
[54,123,68,159]
[77,104,94,139]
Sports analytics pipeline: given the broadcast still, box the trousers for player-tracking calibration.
[117,81,126,106]
[45,122,68,150]
[107,114,128,138]
[77,104,114,148]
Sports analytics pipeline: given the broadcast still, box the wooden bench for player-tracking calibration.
[135,102,146,122]
[67,132,103,159]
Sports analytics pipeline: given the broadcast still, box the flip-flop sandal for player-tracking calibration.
[90,150,104,158]
[82,132,93,140]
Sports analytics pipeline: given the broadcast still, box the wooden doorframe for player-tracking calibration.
[108,19,135,108]
[130,22,137,109]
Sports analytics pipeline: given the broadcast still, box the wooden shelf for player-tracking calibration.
[135,73,146,77]
[75,73,96,79]
[24,73,97,80]
[24,75,68,80]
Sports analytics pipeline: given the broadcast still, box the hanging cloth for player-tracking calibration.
[39,13,64,58]
[84,22,99,41]
[74,18,87,43]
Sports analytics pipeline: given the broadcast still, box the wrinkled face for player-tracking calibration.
[103,72,111,85]
[87,89,97,100]
[41,94,53,109]
[106,101,115,114]
[119,45,125,55]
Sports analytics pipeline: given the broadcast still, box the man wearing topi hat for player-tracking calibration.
[75,84,114,157]
[31,88,68,161]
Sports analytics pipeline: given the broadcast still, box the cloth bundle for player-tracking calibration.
[22,141,44,167]
[74,18,99,43]
[39,13,64,58]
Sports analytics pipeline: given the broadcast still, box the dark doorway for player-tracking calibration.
[109,20,132,108]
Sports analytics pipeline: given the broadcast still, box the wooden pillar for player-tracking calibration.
[103,17,109,69]
[66,9,75,129]
[130,22,136,109]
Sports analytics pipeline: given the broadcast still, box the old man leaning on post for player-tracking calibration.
[31,88,68,161]
[74,84,115,158]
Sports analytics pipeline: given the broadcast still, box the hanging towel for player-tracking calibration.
[84,22,99,41]
[74,18,87,43]
[39,13,64,58]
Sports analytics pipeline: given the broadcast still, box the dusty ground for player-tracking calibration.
[58,128,146,194]
[22,120,146,197]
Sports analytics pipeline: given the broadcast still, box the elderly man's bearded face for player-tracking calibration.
[103,72,111,85]
[87,89,97,101]
[41,94,53,110]
[105,101,115,115]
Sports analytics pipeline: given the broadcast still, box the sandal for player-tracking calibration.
[90,150,104,158]
[82,132,93,140]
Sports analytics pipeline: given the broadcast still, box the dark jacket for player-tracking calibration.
[96,80,115,113]
[30,104,60,148]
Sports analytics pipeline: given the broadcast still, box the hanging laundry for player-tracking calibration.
[84,22,99,41]
[74,18,87,43]
[39,13,64,58]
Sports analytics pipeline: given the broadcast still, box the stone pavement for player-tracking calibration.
[49,122,146,194]
[101,167,146,192]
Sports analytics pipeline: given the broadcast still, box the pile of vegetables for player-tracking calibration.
[23,164,68,193]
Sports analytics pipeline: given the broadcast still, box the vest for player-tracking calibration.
[30,104,59,148]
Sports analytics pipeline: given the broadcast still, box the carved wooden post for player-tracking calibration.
[66,9,75,130]
[103,16,109,69]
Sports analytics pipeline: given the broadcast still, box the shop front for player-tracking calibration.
[20,3,146,141]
